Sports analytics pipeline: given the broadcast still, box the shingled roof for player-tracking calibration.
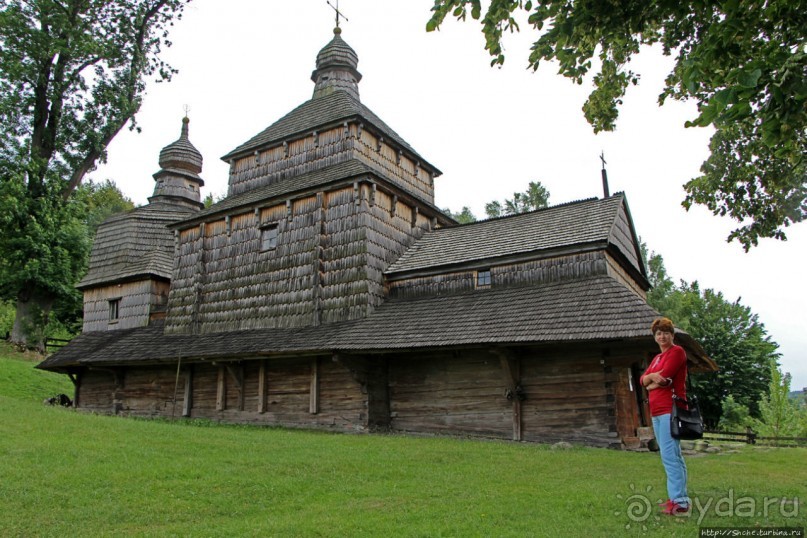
[220,90,437,174]
[38,275,715,372]
[77,202,196,289]
[174,160,447,227]
[387,194,643,277]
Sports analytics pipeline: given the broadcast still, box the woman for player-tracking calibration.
[640,317,690,515]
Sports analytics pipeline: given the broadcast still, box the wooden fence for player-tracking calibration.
[44,337,71,352]
[704,429,807,447]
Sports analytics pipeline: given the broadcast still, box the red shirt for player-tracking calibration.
[640,345,688,416]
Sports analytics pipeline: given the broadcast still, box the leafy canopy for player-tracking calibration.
[485,180,549,218]
[427,0,807,249]
[643,245,780,427]
[0,0,188,346]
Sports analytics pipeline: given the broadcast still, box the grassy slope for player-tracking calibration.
[0,346,803,537]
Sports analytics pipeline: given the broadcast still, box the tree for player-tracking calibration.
[717,395,752,432]
[0,0,189,349]
[427,1,807,249]
[485,180,550,218]
[78,179,135,237]
[441,206,478,223]
[643,246,779,427]
[754,359,802,443]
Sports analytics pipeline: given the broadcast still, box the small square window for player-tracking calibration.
[109,299,120,321]
[476,269,491,288]
[261,224,278,251]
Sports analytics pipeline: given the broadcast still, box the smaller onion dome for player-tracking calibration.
[159,116,203,174]
[150,116,204,210]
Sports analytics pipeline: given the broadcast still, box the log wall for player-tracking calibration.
[73,341,654,447]
[82,280,169,332]
[388,351,513,438]
[75,357,369,432]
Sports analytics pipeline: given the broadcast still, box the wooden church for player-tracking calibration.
[39,27,716,449]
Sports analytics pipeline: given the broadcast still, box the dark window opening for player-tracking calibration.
[109,299,120,322]
[477,269,492,288]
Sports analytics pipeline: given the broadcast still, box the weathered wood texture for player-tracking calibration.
[165,183,430,334]
[74,358,369,432]
[605,253,647,300]
[519,352,618,448]
[82,280,170,332]
[73,342,656,447]
[610,204,642,273]
[389,352,513,438]
[388,251,611,299]
[227,122,435,204]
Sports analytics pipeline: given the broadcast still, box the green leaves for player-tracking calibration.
[644,248,780,426]
[426,0,807,247]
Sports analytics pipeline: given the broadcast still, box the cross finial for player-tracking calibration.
[327,0,348,28]
[183,104,190,118]
[599,150,607,170]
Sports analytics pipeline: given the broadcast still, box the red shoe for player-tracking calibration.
[658,499,673,511]
[662,501,690,516]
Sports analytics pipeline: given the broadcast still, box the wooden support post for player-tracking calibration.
[494,349,523,442]
[68,371,81,408]
[225,364,245,411]
[182,367,193,418]
[257,360,267,413]
[216,364,226,411]
[309,358,319,415]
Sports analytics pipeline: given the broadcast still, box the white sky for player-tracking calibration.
[90,0,807,390]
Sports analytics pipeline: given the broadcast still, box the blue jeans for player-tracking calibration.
[652,413,689,507]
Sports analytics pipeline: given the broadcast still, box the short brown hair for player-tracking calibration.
[651,317,675,335]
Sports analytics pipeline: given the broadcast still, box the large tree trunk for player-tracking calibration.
[10,287,55,353]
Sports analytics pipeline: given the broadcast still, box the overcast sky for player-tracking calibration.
[90,0,807,390]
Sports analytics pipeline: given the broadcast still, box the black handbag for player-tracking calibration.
[670,394,704,440]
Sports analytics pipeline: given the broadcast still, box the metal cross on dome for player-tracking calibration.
[327,0,348,27]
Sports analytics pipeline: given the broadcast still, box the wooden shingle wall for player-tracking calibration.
[226,122,435,207]
[228,126,353,196]
[166,177,433,334]
[354,126,434,203]
[388,251,611,299]
[365,186,430,309]
[82,280,169,332]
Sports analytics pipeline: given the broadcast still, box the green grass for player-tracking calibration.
[1,346,804,537]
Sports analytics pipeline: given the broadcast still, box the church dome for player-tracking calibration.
[158,116,203,174]
[311,27,362,100]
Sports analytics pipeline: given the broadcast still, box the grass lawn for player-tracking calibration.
[1,344,804,537]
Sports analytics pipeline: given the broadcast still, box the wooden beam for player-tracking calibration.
[493,349,523,442]
[257,360,267,413]
[68,370,81,408]
[309,358,319,414]
[182,367,193,418]
[225,364,245,411]
[216,365,226,411]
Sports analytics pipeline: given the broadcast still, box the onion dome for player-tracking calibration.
[311,27,362,101]
[150,116,204,210]
[159,116,203,173]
